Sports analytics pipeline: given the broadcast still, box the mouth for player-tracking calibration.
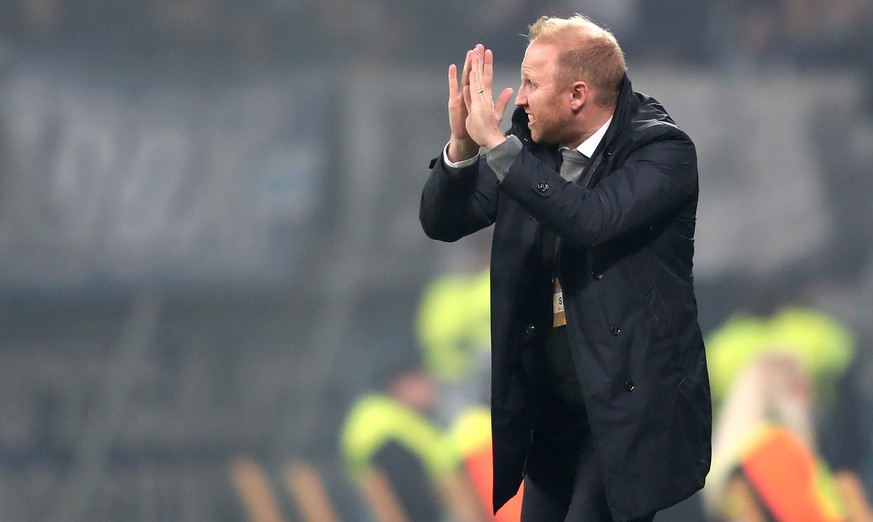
[526,112,536,126]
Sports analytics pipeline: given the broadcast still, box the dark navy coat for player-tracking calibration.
[420,76,711,521]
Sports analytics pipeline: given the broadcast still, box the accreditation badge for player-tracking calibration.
[553,277,566,327]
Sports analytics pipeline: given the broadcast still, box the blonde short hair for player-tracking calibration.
[528,14,626,108]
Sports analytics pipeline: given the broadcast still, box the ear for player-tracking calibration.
[569,81,588,112]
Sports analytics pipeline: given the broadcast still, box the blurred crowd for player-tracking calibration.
[1,0,872,77]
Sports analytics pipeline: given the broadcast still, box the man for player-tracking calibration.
[419,14,712,522]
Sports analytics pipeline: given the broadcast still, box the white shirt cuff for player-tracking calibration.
[443,142,480,169]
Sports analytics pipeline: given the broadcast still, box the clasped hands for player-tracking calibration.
[446,44,514,163]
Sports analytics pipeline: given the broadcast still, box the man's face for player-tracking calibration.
[391,372,436,414]
[515,41,574,145]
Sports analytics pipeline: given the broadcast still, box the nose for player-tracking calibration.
[515,87,525,107]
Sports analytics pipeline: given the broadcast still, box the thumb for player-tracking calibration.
[494,88,515,121]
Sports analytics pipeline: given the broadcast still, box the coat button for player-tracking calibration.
[592,273,604,280]
[624,380,635,392]
[536,181,549,193]
[524,324,536,335]
[610,324,621,336]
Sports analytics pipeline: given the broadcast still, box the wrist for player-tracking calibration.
[480,133,507,153]
[448,137,479,163]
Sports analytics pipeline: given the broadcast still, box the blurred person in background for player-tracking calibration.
[704,308,873,521]
[420,13,711,522]
[417,266,492,417]
[340,360,483,522]
[449,405,525,522]
[417,231,528,521]
[416,231,493,422]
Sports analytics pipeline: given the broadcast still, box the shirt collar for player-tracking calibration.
[573,116,612,158]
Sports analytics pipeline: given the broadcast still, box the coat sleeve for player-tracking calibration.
[497,130,697,246]
[419,155,500,242]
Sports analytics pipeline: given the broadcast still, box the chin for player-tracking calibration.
[532,129,559,145]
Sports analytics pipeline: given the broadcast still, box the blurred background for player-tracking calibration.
[1,0,872,520]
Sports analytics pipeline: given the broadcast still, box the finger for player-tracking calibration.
[468,45,484,92]
[462,84,472,113]
[470,52,484,97]
[460,49,474,88]
[483,49,494,92]
[477,49,485,91]
[467,53,476,93]
[448,64,458,99]
[494,87,514,118]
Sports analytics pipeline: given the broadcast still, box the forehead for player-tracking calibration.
[521,41,559,78]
